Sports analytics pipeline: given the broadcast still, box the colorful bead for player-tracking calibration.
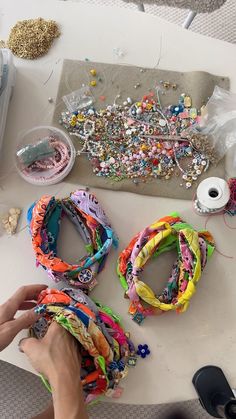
[137,344,150,359]
[132,312,145,325]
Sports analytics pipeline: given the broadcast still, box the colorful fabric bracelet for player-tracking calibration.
[31,288,135,404]
[117,212,215,324]
[27,189,118,290]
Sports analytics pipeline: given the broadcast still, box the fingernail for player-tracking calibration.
[34,304,47,315]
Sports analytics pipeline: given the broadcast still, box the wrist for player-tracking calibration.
[48,365,81,390]
[49,367,88,419]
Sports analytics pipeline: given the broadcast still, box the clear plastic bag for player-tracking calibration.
[16,137,55,167]
[199,86,236,163]
[62,86,94,112]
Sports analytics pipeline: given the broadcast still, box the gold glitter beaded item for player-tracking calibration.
[7,18,60,59]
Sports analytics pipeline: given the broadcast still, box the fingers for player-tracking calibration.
[11,284,48,306]
[19,336,40,356]
[11,309,41,335]
[0,284,47,323]
[18,301,37,311]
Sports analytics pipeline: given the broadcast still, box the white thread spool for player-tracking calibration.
[194,177,230,215]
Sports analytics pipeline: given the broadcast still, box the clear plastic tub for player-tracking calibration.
[15,126,76,185]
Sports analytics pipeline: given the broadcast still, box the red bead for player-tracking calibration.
[152,159,159,166]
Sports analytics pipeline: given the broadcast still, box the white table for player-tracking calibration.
[0,0,236,405]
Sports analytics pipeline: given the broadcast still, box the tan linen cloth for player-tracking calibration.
[52,59,229,199]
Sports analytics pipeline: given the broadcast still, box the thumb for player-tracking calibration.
[13,309,40,334]
[19,336,40,356]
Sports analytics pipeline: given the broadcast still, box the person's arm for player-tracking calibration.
[32,404,54,419]
[50,361,88,419]
[20,322,89,419]
[0,284,47,351]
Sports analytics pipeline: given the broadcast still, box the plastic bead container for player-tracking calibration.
[15,126,76,186]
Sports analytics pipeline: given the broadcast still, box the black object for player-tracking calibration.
[193,366,236,418]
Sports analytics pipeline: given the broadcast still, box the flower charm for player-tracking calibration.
[137,344,150,359]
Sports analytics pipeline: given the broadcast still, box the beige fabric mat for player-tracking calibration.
[52,59,229,199]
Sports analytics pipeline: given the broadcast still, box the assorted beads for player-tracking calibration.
[60,93,210,188]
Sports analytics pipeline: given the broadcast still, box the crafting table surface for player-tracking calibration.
[0,0,236,405]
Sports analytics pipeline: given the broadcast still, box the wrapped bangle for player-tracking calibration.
[117,212,215,324]
[31,287,135,404]
[28,189,118,290]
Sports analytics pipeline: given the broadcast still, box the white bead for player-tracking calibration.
[127,97,132,104]
[136,108,142,115]
[123,101,128,106]
[159,119,166,127]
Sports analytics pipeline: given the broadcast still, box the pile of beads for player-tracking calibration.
[31,288,136,404]
[117,212,215,325]
[60,93,210,188]
[27,189,118,290]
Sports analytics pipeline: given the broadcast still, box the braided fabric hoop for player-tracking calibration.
[117,212,215,324]
[28,189,118,290]
[31,288,135,404]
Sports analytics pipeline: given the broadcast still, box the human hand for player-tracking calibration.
[19,321,81,384]
[0,284,47,351]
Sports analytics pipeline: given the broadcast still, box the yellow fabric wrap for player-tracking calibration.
[133,226,202,312]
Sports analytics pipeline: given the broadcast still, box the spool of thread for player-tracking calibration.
[194,177,230,215]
